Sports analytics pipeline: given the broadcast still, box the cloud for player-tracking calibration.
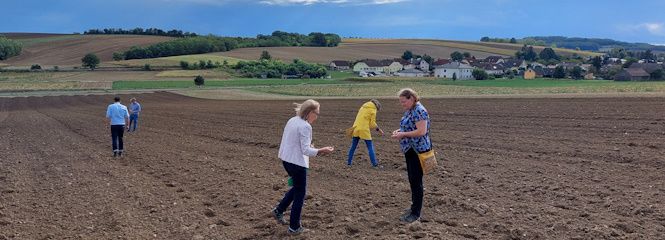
[618,22,665,36]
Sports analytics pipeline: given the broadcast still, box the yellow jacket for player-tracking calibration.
[350,101,378,140]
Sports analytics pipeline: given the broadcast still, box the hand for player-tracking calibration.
[319,146,334,155]
[377,128,385,136]
[391,130,403,139]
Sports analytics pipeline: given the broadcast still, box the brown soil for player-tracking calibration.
[2,35,173,67]
[214,43,504,64]
[0,93,663,239]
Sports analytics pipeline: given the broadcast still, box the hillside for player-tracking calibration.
[0,34,600,67]
[0,33,174,66]
[213,38,600,64]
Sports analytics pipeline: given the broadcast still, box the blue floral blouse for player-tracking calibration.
[399,102,432,153]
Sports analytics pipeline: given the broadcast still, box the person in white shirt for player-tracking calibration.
[271,99,334,235]
[106,96,129,157]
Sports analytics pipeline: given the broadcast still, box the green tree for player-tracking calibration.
[30,64,42,70]
[590,56,602,70]
[450,51,464,61]
[510,38,517,44]
[143,64,151,71]
[0,37,23,60]
[194,75,205,86]
[180,61,190,70]
[463,52,471,58]
[622,57,638,68]
[422,54,433,64]
[569,66,583,79]
[452,72,457,81]
[260,50,272,60]
[402,50,413,60]
[480,37,490,42]
[112,52,124,61]
[81,53,100,70]
[650,69,664,80]
[472,68,489,80]
[539,48,559,61]
[553,66,566,79]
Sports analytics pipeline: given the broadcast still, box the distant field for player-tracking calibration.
[113,54,242,68]
[245,78,665,97]
[215,38,600,63]
[346,39,602,58]
[112,78,348,90]
[1,34,174,66]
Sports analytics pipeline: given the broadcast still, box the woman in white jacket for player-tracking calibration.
[272,99,334,235]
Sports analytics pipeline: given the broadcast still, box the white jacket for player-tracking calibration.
[278,116,318,168]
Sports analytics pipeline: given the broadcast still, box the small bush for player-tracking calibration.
[30,64,42,70]
[194,75,205,86]
[143,64,152,71]
[180,61,190,70]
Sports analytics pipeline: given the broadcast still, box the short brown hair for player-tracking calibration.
[398,88,419,102]
[294,99,320,120]
[370,99,381,111]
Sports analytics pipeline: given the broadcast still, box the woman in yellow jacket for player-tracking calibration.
[347,99,384,167]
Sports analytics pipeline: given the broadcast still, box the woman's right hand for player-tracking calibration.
[318,146,335,155]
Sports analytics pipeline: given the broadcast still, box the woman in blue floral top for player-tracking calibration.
[391,88,431,223]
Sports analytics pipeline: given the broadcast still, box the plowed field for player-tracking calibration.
[1,92,663,239]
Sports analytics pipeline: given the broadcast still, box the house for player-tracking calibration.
[329,60,351,70]
[484,56,504,64]
[629,63,663,74]
[614,68,650,81]
[534,67,554,78]
[558,62,579,70]
[584,73,595,80]
[396,68,427,77]
[414,59,430,71]
[524,69,536,79]
[353,59,403,74]
[395,58,415,70]
[432,59,451,68]
[433,62,474,80]
[475,63,505,76]
[501,59,527,70]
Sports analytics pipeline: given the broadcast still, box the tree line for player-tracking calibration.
[117,31,342,60]
[0,37,23,60]
[481,36,665,52]
[233,59,327,79]
[84,27,198,38]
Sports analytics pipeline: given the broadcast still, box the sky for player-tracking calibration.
[2,0,665,44]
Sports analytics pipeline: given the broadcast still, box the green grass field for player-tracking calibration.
[112,54,242,67]
[112,78,348,90]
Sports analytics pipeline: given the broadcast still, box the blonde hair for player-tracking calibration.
[398,88,420,102]
[294,99,320,120]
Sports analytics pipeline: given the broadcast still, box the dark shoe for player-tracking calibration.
[400,209,411,219]
[372,164,384,169]
[113,152,117,157]
[271,208,287,225]
[118,151,123,157]
[287,226,309,235]
[399,214,420,223]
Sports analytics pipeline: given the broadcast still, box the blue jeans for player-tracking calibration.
[276,161,307,230]
[347,137,378,166]
[128,114,139,132]
[405,148,423,217]
[111,125,125,152]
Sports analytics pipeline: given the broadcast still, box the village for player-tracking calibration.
[329,49,665,81]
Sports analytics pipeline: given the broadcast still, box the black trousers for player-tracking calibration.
[405,148,423,217]
[111,125,125,152]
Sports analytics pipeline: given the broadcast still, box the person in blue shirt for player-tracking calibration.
[106,96,129,157]
[391,88,432,223]
[128,97,142,132]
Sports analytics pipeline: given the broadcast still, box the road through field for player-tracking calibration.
[1,92,664,239]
